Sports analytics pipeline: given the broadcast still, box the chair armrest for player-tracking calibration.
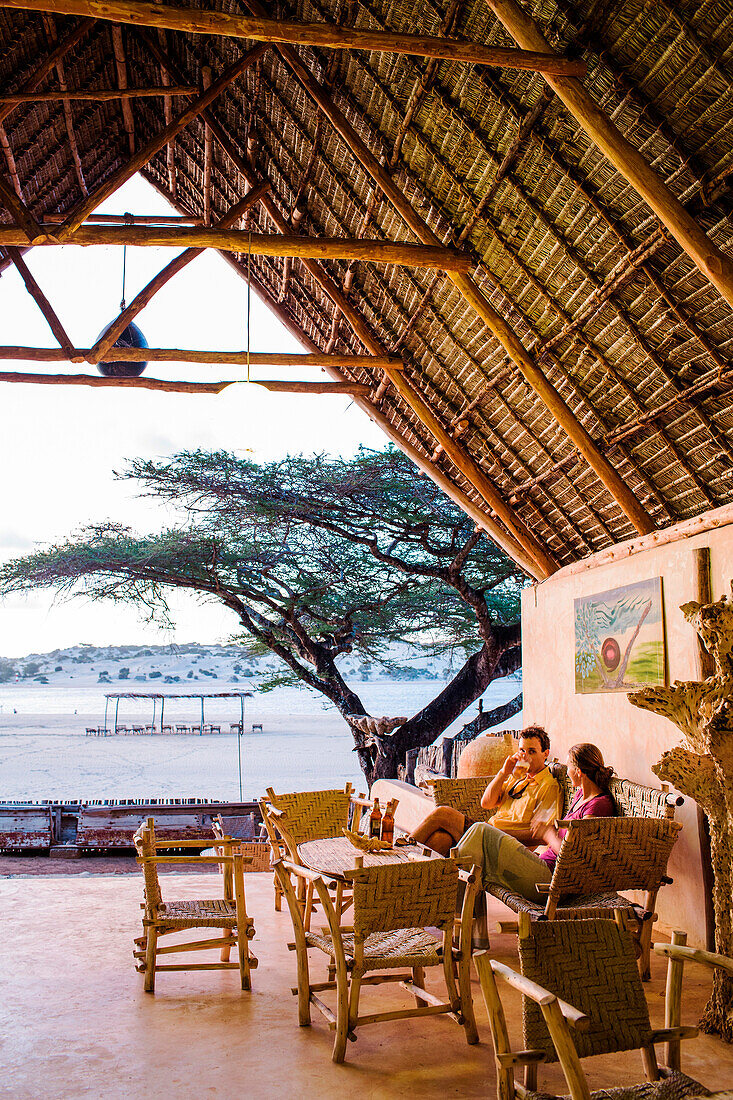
[648,1026,699,1043]
[151,838,212,849]
[267,805,285,818]
[349,794,374,808]
[281,858,338,887]
[654,943,733,975]
[489,958,590,1031]
[139,855,236,865]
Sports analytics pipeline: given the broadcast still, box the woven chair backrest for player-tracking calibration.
[519,919,652,1061]
[133,819,163,911]
[349,858,459,937]
[267,787,352,847]
[548,763,574,817]
[549,763,678,821]
[549,816,682,899]
[429,776,496,821]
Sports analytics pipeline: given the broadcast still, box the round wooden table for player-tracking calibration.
[297,835,436,879]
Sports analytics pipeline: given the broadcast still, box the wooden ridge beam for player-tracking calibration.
[0,370,370,394]
[90,182,270,359]
[0,224,472,269]
[486,0,733,312]
[54,42,269,239]
[0,85,198,102]
[5,247,75,355]
[0,16,93,126]
[255,6,653,537]
[0,346,405,367]
[141,33,550,578]
[0,0,587,75]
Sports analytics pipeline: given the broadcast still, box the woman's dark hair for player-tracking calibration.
[568,743,614,790]
[521,725,550,753]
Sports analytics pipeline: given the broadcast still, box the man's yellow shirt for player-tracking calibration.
[491,766,562,834]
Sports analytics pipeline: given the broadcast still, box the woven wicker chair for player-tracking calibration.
[475,917,733,1100]
[212,813,272,872]
[275,854,479,1063]
[427,774,501,822]
[261,784,374,927]
[132,816,257,992]
[489,815,681,980]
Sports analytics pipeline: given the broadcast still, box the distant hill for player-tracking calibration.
[0,641,513,688]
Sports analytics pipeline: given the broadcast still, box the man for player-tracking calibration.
[410,726,562,856]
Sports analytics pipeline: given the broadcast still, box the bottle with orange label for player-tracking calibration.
[369,798,382,839]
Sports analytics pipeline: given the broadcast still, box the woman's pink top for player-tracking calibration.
[538,790,615,871]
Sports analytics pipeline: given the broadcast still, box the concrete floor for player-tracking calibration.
[3,871,733,1099]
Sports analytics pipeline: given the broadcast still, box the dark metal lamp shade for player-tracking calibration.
[95,320,149,377]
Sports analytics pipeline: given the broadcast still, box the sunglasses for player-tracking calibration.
[506,775,531,799]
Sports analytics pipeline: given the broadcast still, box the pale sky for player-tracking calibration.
[0,176,385,657]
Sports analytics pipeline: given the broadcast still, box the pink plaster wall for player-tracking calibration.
[521,522,733,947]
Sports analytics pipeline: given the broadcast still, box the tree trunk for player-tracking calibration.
[364,642,521,783]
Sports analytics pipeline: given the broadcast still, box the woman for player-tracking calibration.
[454,743,615,902]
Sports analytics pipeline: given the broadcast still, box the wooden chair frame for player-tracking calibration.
[475,919,733,1100]
[212,813,271,872]
[276,855,480,1063]
[132,817,257,993]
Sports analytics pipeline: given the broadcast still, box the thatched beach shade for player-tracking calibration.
[0,1,731,579]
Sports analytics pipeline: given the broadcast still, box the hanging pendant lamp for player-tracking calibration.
[96,213,148,377]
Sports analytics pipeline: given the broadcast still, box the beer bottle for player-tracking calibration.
[381,800,395,845]
[369,798,382,839]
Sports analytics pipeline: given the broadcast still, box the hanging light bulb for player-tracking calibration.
[96,213,148,377]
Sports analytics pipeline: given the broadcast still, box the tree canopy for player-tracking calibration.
[0,446,525,781]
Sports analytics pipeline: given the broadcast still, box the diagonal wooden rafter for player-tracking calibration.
[250,1,654,537]
[42,13,87,196]
[55,42,270,240]
[0,0,588,75]
[90,182,270,360]
[4,247,75,355]
[485,0,733,312]
[0,171,44,241]
[141,31,557,578]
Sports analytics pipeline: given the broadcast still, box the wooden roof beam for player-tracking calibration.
[0,85,198,102]
[158,30,176,196]
[486,0,733,313]
[0,0,587,75]
[4,247,75,356]
[111,24,135,154]
[42,13,87,195]
[258,10,654,538]
[90,182,270,359]
[140,31,553,578]
[0,224,472,269]
[0,370,370,395]
[201,65,212,226]
[54,42,269,240]
[0,16,93,126]
[0,346,405,368]
[0,172,43,241]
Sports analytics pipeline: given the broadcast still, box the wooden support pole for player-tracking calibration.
[42,13,87,195]
[0,85,198,102]
[143,34,549,578]
[158,29,176,195]
[0,16,94,126]
[0,173,44,241]
[0,0,587,75]
[0,224,472,269]
[111,24,135,154]
[5,247,75,355]
[202,65,212,226]
[0,123,22,199]
[265,17,653,536]
[0,346,405,367]
[42,212,202,224]
[0,370,369,394]
[90,182,270,359]
[55,43,269,239]
[486,0,733,312]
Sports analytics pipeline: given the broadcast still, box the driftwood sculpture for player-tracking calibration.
[629,585,733,1040]
[347,715,408,737]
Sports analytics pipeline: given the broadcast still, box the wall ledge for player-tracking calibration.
[546,503,733,582]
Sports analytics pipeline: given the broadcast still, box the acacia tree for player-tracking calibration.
[0,446,524,782]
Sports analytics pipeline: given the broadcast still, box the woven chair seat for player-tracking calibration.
[488,883,638,919]
[156,898,243,929]
[305,926,442,969]
[528,1069,709,1100]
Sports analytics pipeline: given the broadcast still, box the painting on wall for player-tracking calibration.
[574,577,665,694]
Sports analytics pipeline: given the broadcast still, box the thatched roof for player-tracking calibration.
[1,0,733,578]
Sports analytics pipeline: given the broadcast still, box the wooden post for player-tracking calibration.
[0,0,587,75]
[693,546,716,953]
[265,19,654,537]
[0,225,473,269]
[6,248,76,356]
[486,0,733,312]
[90,182,269,359]
[111,23,136,154]
[55,42,270,239]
